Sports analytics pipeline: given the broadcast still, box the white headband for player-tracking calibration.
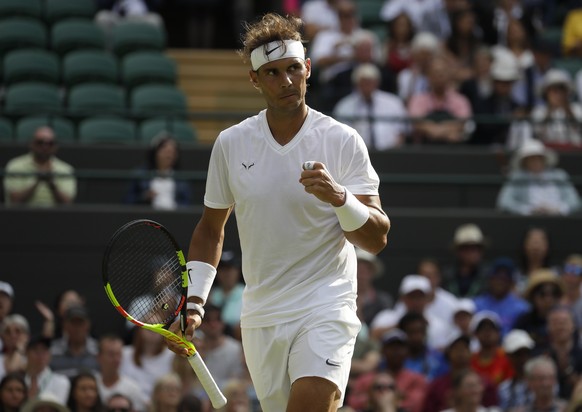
[250,40,305,71]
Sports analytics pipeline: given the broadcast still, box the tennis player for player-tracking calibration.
[166,13,391,412]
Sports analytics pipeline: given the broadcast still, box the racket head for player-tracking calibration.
[102,219,188,330]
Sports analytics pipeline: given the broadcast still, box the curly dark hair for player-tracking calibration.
[238,13,305,65]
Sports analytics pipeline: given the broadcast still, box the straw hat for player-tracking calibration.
[522,269,564,301]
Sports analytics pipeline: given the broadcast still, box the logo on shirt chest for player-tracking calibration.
[242,162,255,170]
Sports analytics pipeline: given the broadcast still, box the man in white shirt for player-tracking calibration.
[333,63,408,150]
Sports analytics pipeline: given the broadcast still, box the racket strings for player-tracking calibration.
[105,223,184,326]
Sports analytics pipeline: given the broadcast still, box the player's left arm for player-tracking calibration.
[300,162,390,254]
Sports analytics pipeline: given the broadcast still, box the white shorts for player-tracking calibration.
[241,304,361,412]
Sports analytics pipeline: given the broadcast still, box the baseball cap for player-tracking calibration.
[443,329,471,350]
[454,298,476,315]
[0,281,14,298]
[27,335,52,350]
[381,328,408,345]
[470,310,501,334]
[502,329,534,354]
[453,224,485,247]
[218,250,239,268]
[489,257,516,279]
[64,305,90,321]
[399,275,431,295]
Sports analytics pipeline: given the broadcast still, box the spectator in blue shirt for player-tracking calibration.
[473,257,530,337]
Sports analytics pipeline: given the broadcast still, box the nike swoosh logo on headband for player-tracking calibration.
[265,45,282,56]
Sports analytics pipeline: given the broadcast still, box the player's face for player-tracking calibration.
[251,57,311,113]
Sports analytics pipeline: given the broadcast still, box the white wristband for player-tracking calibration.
[334,188,370,232]
[187,302,205,319]
[186,261,216,305]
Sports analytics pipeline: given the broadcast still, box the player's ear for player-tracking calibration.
[249,70,261,91]
[305,58,311,79]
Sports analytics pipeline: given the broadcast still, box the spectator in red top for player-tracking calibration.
[469,311,514,387]
[382,11,415,74]
[407,55,473,144]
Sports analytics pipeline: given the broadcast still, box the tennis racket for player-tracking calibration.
[102,219,227,409]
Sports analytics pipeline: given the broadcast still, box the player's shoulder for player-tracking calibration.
[309,107,357,136]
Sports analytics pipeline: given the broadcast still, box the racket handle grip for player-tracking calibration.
[187,352,227,409]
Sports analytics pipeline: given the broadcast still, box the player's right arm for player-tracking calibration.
[167,206,232,356]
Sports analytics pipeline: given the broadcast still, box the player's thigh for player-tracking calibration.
[287,376,340,412]
[288,304,360,406]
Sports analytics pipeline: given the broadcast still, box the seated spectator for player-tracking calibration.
[398,312,442,381]
[514,227,555,296]
[531,69,582,150]
[469,311,514,387]
[66,371,103,412]
[218,378,253,412]
[0,282,14,329]
[24,336,70,405]
[509,356,568,412]
[441,369,502,412]
[523,38,554,109]
[451,298,477,340]
[492,19,535,109]
[470,49,524,145]
[380,10,415,74]
[498,329,535,411]
[21,392,70,412]
[496,139,582,215]
[421,331,499,412]
[95,0,164,37]
[354,248,393,328]
[301,0,340,41]
[330,31,398,105]
[0,372,27,412]
[49,306,99,379]
[513,269,565,350]
[562,3,582,58]
[460,46,495,113]
[309,0,378,112]
[397,32,441,103]
[104,393,136,412]
[3,126,76,207]
[148,373,182,412]
[333,63,408,150]
[208,250,244,340]
[358,371,402,412]
[445,6,484,85]
[124,133,192,210]
[407,55,473,144]
[559,254,582,327]
[537,306,582,400]
[473,257,530,336]
[441,223,489,299]
[416,257,459,324]
[371,275,449,350]
[0,314,29,378]
[35,289,86,342]
[379,0,453,41]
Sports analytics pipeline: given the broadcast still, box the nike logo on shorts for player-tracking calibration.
[325,358,341,367]
[265,45,282,56]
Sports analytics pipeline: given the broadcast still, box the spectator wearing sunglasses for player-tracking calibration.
[559,254,582,328]
[3,126,76,207]
[362,371,404,412]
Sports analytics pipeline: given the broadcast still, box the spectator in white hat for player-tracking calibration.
[498,329,535,411]
[442,223,489,299]
[496,139,581,216]
[530,69,582,149]
[0,282,14,326]
[451,298,477,338]
[370,274,449,349]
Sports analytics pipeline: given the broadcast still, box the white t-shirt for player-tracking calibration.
[205,108,380,328]
[150,176,177,210]
[120,345,174,398]
[96,372,149,412]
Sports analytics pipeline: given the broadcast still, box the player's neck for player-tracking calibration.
[266,104,308,146]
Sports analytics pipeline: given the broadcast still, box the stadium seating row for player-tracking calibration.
[0,115,197,144]
[2,49,176,89]
[0,0,96,26]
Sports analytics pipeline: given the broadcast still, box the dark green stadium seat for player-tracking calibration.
[67,82,126,117]
[0,18,47,56]
[62,50,118,87]
[78,116,137,144]
[357,0,384,27]
[51,19,105,55]
[0,117,14,141]
[15,115,75,142]
[121,51,176,89]
[131,84,187,116]
[140,117,198,144]
[0,0,42,20]
[553,58,582,78]
[3,49,59,85]
[111,22,166,57]
[4,82,62,115]
[43,0,96,25]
